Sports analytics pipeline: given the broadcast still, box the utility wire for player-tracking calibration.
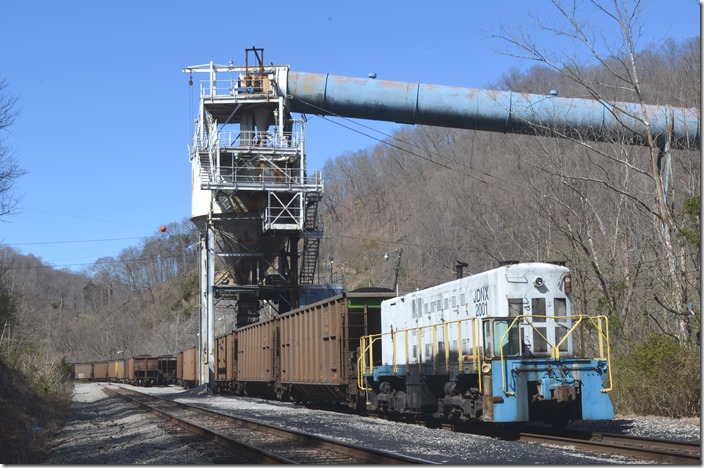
[5,237,148,246]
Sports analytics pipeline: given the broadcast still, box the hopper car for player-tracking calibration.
[72,363,94,382]
[74,355,176,386]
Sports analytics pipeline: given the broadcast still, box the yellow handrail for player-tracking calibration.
[498,314,612,395]
[358,317,480,391]
[458,323,464,372]
[585,315,612,392]
[358,313,612,396]
[497,320,517,396]
[357,334,381,391]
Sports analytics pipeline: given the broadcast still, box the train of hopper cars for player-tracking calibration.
[73,261,615,427]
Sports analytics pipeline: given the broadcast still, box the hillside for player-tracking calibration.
[0,219,200,363]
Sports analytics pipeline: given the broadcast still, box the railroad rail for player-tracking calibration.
[367,414,699,464]
[103,385,434,464]
[445,421,700,464]
[516,430,701,465]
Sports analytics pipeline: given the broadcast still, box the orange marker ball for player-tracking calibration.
[160,225,167,232]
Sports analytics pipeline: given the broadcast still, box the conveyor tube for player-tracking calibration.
[286,72,699,149]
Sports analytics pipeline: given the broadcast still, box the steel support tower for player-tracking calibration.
[185,49,323,388]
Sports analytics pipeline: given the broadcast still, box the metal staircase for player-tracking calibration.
[299,194,322,285]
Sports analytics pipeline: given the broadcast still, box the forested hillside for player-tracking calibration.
[0,219,200,461]
[0,219,200,363]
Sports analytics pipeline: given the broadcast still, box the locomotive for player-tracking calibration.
[358,261,614,426]
[74,261,614,427]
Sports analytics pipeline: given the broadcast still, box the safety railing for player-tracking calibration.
[497,314,612,396]
[263,192,303,231]
[358,313,612,397]
[194,128,304,153]
[200,163,323,191]
[197,74,277,99]
[358,317,481,391]
[216,130,304,151]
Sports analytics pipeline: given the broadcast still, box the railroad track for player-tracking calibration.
[373,415,699,464]
[103,386,434,464]
[446,422,700,464]
[516,429,700,464]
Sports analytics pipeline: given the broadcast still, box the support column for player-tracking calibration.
[206,222,215,391]
[199,223,216,391]
[199,233,207,386]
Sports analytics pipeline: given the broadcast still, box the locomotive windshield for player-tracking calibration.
[483,319,520,358]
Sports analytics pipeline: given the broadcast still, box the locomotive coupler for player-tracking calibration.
[535,363,577,402]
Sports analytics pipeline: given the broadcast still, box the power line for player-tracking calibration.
[4,236,148,246]
[2,251,198,271]
[21,209,158,229]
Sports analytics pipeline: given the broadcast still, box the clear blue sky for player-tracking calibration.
[0,0,699,272]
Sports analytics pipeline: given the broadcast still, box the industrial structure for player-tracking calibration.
[184,48,699,388]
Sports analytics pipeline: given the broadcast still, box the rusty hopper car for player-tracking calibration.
[157,355,177,385]
[73,363,93,382]
[280,291,394,408]
[108,359,126,383]
[214,331,237,393]
[92,362,109,382]
[127,356,159,386]
[237,319,278,398]
[178,346,198,388]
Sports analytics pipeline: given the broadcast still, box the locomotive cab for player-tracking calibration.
[480,279,613,425]
[480,315,599,425]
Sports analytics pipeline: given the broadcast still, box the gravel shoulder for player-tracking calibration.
[44,384,214,464]
[44,383,701,464]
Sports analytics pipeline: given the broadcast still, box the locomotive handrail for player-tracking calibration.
[585,314,613,392]
[497,314,612,396]
[358,317,482,392]
[357,335,381,391]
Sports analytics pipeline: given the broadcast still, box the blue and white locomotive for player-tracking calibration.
[358,261,614,426]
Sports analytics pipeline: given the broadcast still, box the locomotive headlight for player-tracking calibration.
[533,277,544,288]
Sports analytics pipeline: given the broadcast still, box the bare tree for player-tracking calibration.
[0,78,25,218]
[493,0,700,343]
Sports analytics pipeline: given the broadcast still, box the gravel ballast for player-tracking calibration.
[45,383,700,464]
[45,384,214,464]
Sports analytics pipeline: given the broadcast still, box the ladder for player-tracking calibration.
[299,194,322,284]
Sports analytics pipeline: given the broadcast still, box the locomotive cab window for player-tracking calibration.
[508,299,522,317]
[532,298,546,322]
[482,319,520,358]
[554,298,570,353]
[555,298,567,317]
[495,320,520,357]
